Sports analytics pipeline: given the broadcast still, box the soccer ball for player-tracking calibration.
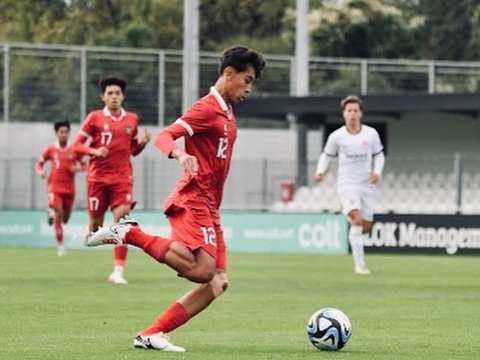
[307,307,352,351]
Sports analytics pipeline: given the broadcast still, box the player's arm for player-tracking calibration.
[314,154,330,183]
[155,102,212,175]
[72,114,108,158]
[370,130,385,184]
[35,148,50,179]
[131,128,151,156]
[71,155,88,173]
[315,134,337,183]
[155,121,198,176]
[370,151,385,184]
[72,132,108,157]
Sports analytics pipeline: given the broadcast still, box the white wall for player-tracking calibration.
[1,112,479,166]
[385,112,479,158]
[1,113,479,210]
[0,123,299,161]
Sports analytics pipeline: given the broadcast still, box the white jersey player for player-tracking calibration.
[315,95,385,275]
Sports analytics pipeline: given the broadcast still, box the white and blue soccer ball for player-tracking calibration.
[307,307,352,351]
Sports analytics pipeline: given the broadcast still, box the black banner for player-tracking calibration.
[365,214,480,255]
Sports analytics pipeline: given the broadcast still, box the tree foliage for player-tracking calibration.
[309,0,422,58]
[2,0,480,124]
[416,0,475,60]
[199,0,292,53]
[1,0,479,61]
[0,0,183,49]
[0,0,66,42]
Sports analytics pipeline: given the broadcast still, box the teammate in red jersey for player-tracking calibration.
[87,46,265,351]
[73,76,151,284]
[35,121,86,256]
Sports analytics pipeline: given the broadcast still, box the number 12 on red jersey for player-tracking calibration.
[217,137,228,159]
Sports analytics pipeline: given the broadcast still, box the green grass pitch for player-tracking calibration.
[0,248,479,359]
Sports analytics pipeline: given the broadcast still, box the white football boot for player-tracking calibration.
[85,217,138,247]
[107,268,128,285]
[134,332,186,352]
[57,245,66,257]
[354,266,371,275]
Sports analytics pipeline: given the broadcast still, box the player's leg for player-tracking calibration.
[112,204,132,252]
[87,182,108,232]
[46,192,55,226]
[357,188,375,273]
[124,226,217,283]
[134,270,227,352]
[362,220,373,234]
[53,206,65,256]
[347,209,369,274]
[138,271,228,335]
[87,206,218,283]
[62,193,75,224]
[135,234,228,351]
[130,206,218,282]
[87,181,120,282]
[339,187,368,274]
[107,184,135,285]
[49,193,66,256]
[63,209,71,223]
[166,244,217,283]
[52,194,74,256]
[175,225,227,315]
[89,216,105,232]
[106,204,132,284]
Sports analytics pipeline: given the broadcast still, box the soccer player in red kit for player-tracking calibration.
[35,121,86,256]
[73,76,151,284]
[87,46,265,351]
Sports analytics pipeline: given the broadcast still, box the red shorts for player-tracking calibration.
[48,192,74,214]
[87,182,134,218]
[167,205,227,270]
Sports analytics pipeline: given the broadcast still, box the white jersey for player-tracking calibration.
[322,125,383,188]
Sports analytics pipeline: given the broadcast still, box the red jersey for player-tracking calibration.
[155,87,237,213]
[73,107,141,184]
[35,143,85,194]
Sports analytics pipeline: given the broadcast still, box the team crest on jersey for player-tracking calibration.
[125,125,133,134]
[361,139,369,149]
[67,151,75,160]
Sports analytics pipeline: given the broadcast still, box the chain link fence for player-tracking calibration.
[3,43,480,125]
[2,43,480,213]
[1,154,479,214]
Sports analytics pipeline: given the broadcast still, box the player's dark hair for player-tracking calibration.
[341,95,363,111]
[218,45,266,79]
[99,76,127,94]
[54,120,70,132]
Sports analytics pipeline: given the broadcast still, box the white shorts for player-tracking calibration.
[338,185,375,221]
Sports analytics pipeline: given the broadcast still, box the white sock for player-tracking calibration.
[114,265,124,274]
[361,233,369,268]
[349,226,365,269]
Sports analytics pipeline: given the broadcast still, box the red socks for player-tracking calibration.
[125,227,172,263]
[54,220,63,246]
[114,245,128,267]
[141,302,190,335]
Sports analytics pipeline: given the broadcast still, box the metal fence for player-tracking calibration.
[276,154,480,215]
[2,154,480,214]
[0,156,296,211]
[2,43,480,213]
[3,43,480,126]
